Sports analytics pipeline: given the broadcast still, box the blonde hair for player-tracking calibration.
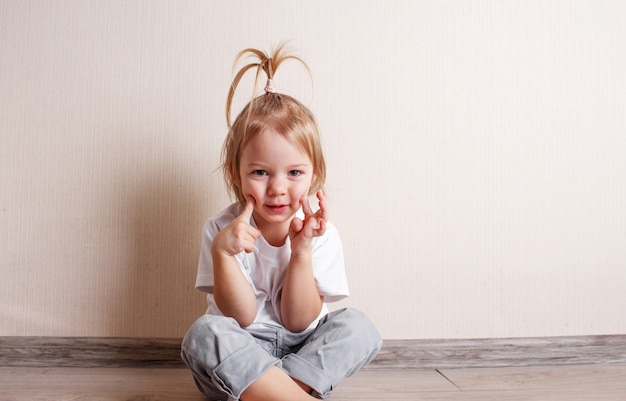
[222,44,326,205]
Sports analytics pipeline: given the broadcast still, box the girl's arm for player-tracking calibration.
[212,252,257,327]
[281,251,324,332]
[281,192,327,332]
[211,201,260,327]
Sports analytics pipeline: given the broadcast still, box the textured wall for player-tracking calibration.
[1,0,625,339]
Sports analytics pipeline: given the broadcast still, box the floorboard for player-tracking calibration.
[1,365,625,401]
[439,364,626,391]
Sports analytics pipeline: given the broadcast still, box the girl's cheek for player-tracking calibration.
[241,179,258,194]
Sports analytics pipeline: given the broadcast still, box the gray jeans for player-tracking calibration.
[181,308,382,400]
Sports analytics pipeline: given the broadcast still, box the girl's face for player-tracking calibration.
[238,129,315,238]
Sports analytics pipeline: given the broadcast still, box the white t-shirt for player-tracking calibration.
[195,203,350,332]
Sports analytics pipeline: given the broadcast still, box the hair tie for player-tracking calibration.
[264,79,276,94]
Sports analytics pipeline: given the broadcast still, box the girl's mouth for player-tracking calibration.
[266,204,288,213]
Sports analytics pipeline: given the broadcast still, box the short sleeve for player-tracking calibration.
[195,204,243,294]
[311,222,350,302]
[195,219,217,293]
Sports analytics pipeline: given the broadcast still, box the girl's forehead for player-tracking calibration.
[245,130,300,151]
[241,130,312,165]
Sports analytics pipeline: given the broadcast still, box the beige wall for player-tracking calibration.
[1,1,625,340]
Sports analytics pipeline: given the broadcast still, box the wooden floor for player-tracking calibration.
[1,364,625,401]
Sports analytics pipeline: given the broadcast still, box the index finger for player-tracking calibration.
[316,190,328,220]
[239,197,255,222]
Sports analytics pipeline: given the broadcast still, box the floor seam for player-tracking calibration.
[436,369,462,391]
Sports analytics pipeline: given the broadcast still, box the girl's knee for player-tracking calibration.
[327,308,382,349]
[181,315,238,365]
[183,314,230,345]
[180,315,235,400]
[351,308,382,345]
[337,308,379,331]
[340,307,371,323]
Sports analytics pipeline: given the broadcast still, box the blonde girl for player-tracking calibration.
[181,44,381,401]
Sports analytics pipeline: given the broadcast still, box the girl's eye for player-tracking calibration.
[289,170,302,177]
[252,170,267,176]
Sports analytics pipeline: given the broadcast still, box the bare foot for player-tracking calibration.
[241,366,318,401]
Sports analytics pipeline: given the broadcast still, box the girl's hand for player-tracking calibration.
[212,198,261,257]
[289,191,327,255]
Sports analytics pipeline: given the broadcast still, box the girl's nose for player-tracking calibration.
[267,176,287,196]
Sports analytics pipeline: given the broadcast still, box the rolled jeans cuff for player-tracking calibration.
[213,341,280,399]
[282,353,332,399]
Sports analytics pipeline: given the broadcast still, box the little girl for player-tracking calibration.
[181,44,382,401]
